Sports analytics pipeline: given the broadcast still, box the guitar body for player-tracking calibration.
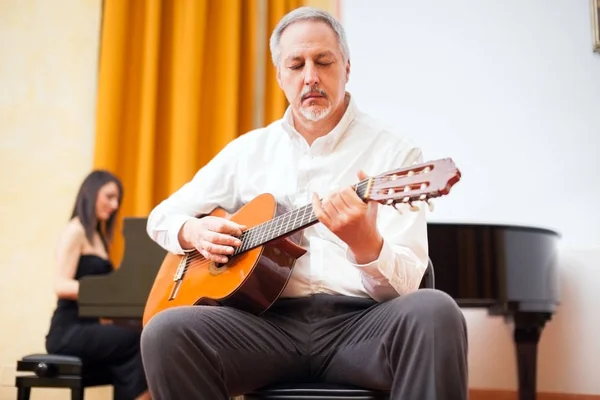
[142,193,306,327]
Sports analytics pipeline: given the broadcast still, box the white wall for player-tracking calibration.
[342,0,600,395]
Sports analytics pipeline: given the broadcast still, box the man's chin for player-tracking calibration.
[299,106,332,122]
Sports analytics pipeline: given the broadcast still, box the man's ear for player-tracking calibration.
[276,67,282,87]
[345,59,351,82]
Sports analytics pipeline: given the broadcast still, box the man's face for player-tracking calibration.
[276,20,350,122]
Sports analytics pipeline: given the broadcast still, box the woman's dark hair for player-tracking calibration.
[70,170,124,251]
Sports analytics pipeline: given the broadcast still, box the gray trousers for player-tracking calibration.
[140,289,468,400]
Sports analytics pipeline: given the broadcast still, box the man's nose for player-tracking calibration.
[303,64,319,86]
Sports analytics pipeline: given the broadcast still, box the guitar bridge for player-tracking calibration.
[168,255,188,301]
[168,280,182,301]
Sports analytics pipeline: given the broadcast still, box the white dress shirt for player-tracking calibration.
[146,93,429,301]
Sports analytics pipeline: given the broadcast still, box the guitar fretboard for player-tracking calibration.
[233,179,370,255]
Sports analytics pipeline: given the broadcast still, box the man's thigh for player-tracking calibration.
[141,305,309,395]
[308,294,392,389]
[312,290,463,390]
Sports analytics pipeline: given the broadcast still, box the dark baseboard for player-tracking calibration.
[470,389,600,400]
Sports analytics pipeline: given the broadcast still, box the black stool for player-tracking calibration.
[243,383,389,399]
[15,354,111,400]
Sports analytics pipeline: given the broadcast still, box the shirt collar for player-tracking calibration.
[281,92,357,154]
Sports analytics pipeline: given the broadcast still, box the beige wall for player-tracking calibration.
[0,0,110,398]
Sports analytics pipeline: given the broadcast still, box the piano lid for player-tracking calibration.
[427,222,560,314]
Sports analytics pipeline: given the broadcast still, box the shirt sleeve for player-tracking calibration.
[345,146,430,301]
[146,140,242,254]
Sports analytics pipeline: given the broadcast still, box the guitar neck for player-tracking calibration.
[233,203,317,255]
[233,178,370,255]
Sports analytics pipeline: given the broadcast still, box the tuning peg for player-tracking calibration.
[427,199,435,212]
[409,202,420,212]
[393,203,403,215]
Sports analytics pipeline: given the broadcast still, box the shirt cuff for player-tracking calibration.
[166,215,197,255]
[345,237,395,275]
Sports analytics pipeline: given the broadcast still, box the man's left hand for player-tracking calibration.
[312,170,383,264]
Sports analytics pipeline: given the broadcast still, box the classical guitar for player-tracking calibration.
[142,158,461,326]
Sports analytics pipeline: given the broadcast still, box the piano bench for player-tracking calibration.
[242,382,390,399]
[14,353,111,400]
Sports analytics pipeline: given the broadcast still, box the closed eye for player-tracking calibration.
[288,61,333,70]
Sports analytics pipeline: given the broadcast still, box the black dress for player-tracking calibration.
[45,255,147,400]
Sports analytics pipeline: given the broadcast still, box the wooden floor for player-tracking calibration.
[470,389,600,400]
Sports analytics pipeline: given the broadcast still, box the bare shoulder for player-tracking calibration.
[58,218,86,249]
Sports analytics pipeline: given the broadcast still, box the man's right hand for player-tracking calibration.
[178,217,247,263]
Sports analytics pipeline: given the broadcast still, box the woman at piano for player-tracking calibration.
[44,170,150,400]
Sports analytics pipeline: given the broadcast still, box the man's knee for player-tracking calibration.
[392,289,465,329]
[141,307,195,354]
[141,309,172,352]
[414,288,462,313]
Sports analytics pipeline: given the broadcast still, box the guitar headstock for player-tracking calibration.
[364,158,461,211]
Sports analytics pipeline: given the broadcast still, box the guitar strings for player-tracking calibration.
[179,180,371,271]
[184,209,312,272]
[179,203,319,272]
[178,180,371,273]
[181,202,315,264]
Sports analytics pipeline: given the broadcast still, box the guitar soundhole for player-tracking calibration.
[208,261,228,276]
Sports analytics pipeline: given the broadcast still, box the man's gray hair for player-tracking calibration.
[269,7,350,67]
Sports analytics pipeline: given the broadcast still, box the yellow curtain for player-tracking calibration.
[93,0,337,264]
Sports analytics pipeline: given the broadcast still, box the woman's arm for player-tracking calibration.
[53,221,84,300]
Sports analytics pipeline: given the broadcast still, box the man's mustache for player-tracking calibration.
[301,87,327,101]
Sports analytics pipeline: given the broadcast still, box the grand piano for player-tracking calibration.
[79,217,560,400]
[79,218,165,323]
[427,222,560,400]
